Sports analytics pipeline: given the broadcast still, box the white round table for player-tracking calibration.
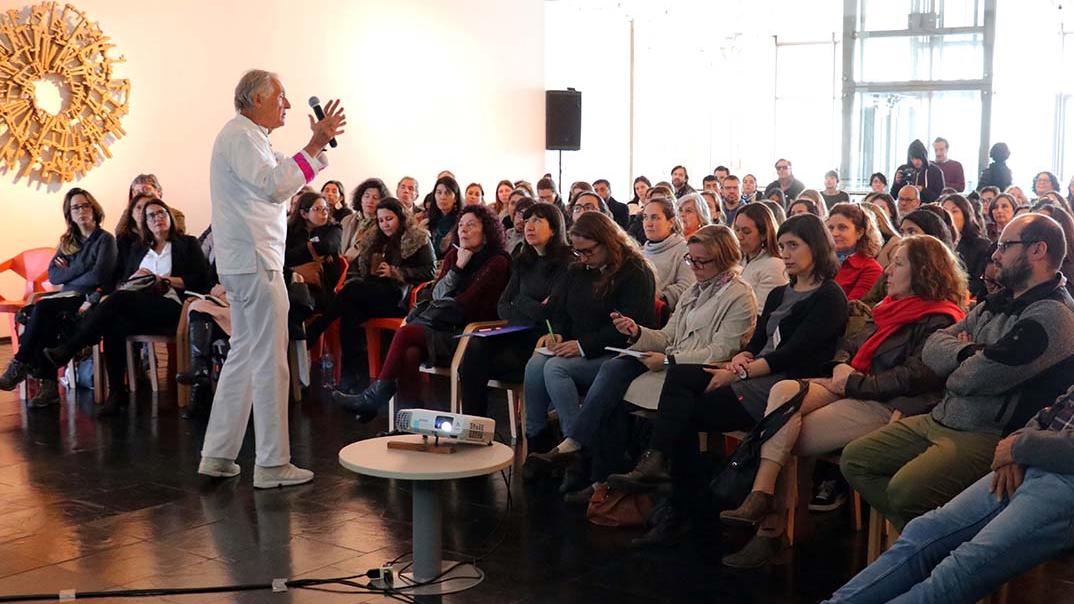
[339,434,514,595]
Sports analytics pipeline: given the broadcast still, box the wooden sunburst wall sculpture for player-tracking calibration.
[0,2,130,185]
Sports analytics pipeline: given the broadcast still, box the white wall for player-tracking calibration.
[0,0,545,324]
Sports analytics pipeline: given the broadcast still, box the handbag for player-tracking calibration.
[586,482,654,527]
[708,379,810,510]
[292,241,326,289]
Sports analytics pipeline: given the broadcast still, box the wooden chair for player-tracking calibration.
[125,335,176,394]
[0,248,58,398]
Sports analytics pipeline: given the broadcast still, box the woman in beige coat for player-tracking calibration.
[528,225,758,502]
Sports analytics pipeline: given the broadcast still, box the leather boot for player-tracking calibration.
[631,504,689,548]
[332,379,396,423]
[28,379,60,408]
[0,359,29,391]
[719,491,774,527]
[607,450,671,494]
[176,317,213,387]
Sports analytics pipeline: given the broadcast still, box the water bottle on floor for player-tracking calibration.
[320,352,336,389]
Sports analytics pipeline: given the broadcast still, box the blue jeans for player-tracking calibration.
[824,467,1074,604]
[524,353,611,438]
[571,356,649,480]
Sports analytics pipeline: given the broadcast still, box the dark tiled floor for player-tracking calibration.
[1,347,1072,604]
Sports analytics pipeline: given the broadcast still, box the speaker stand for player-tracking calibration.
[557,150,563,191]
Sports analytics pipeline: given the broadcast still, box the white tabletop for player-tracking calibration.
[339,435,515,481]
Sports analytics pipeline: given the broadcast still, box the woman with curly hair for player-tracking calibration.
[340,177,389,264]
[719,235,966,568]
[334,204,510,421]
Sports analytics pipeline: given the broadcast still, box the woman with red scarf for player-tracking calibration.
[718,235,967,568]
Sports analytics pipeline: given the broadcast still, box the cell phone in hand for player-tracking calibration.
[371,253,385,272]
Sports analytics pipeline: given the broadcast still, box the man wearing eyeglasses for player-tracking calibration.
[840,214,1074,551]
[762,159,805,202]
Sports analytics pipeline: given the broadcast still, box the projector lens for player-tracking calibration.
[434,416,454,433]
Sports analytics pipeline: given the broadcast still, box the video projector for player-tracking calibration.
[395,409,496,446]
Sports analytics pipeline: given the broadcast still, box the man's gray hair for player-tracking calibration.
[234,69,277,112]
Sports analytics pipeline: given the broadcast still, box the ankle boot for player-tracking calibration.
[28,379,60,408]
[631,505,688,548]
[176,317,213,387]
[719,491,774,527]
[96,387,130,417]
[607,450,671,493]
[332,379,396,423]
[0,359,30,391]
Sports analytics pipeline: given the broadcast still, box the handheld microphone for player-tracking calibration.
[308,96,337,148]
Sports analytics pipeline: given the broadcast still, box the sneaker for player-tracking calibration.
[27,381,60,408]
[253,463,314,489]
[809,479,848,512]
[198,457,241,478]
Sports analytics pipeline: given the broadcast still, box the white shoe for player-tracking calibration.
[253,463,314,489]
[198,457,240,478]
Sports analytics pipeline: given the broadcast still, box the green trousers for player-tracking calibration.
[840,414,1000,531]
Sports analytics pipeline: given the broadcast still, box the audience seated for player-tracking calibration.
[593,179,630,229]
[340,178,388,263]
[523,212,657,465]
[321,180,350,223]
[742,174,762,203]
[900,209,954,249]
[332,204,511,421]
[788,198,821,218]
[987,192,1017,241]
[42,199,210,416]
[420,176,464,259]
[0,189,117,407]
[492,179,513,218]
[114,192,155,284]
[720,175,745,226]
[457,203,570,417]
[821,170,850,210]
[943,194,994,300]
[569,190,611,220]
[536,177,571,226]
[304,198,436,390]
[797,189,829,219]
[531,225,756,502]
[607,214,848,547]
[1006,185,1029,208]
[825,382,1074,603]
[627,177,654,244]
[676,192,713,238]
[1032,202,1074,297]
[464,183,485,207]
[764,159,806,201]
[829,203,884,301]
[861,201,901,268]
[505,196,536,256]
[761,201,787,225]
[285,191,343,311]
[767,188,787,210]
[735,203,789,308]
[640,197,695,312]
[700,191,722,225]
[864,191,900,226]
[720,235,966,568]
[841,213,1074,532]
[396,176,420,215]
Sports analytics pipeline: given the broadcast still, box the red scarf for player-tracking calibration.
[850,295,965,373]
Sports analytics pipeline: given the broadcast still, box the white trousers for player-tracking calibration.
[201,265,290,467]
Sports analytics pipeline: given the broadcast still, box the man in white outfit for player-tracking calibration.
[199,69,345,488]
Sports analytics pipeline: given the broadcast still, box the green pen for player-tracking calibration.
[545,319,555,340]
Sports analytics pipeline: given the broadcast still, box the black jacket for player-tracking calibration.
[843,314,955,416]
[546,256,656,356]
[285,222,344,289]
[498,250,570,326]
[957,235,994,301]
[606,196,631,230]
[747,280,849,378]
[890,140,945,203]
[764,178,805,201]
[121,235,210,295]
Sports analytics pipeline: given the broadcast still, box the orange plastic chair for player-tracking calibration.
[364,280,431,379]
[0,247,58,355]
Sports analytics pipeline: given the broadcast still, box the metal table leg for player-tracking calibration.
[395,480,485,595]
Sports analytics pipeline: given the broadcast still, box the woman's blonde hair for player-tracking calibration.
[687,224,741,274]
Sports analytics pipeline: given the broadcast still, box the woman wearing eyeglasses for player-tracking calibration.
[529,225,757,501]
[285,191,343,311]
[607,214,848,547]
[0,188,117,407]
[42,199,210,416]
[640,197,695,313]
[523,212,657,479]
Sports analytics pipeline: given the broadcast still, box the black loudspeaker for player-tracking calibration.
[546,89,581,151]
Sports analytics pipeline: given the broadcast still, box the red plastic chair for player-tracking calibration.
[0,247,58,355]
[364,281,431,379]
[307,257,350,384]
